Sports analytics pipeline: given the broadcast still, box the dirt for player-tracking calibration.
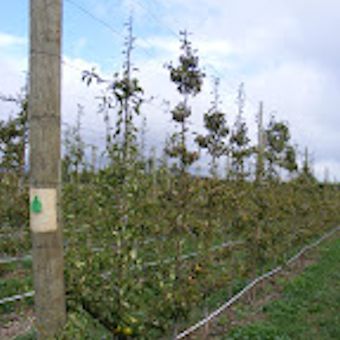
[186,243,323,339]
[0,237,331,339]
[1,268,29,281]
[0,309,35,340]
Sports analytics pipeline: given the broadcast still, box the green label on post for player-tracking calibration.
[31,196,42,214]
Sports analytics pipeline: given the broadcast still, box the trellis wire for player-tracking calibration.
[0,291,34,306]
[0,226,337,318]
[0,255,32,265]
[0,235,241,267]
[99,240,242,280]
[143,240,243,268]
[176,225,340,339]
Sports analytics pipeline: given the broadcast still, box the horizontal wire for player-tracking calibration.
[132,0,261,110]
[65,0,155,59]
[134,0,179,39]
[0,291,34,306]
[2,227,337,316]
[176,225,340,339]
[65,0,122,38]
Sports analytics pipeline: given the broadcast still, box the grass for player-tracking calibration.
[0,258,33,315]
[2,232,338,339]
[225,236,340,339]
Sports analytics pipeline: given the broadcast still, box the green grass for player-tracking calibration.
[12,236,339,339]
[225,236,340,339]
[0,258,33,315]
[0,257,32,275]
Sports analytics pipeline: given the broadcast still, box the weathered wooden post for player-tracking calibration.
[29,0,66,337]
[256,101,265,182]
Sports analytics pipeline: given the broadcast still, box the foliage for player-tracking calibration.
[58,174,340,338]
[265,116,298,179]
[196,78,229,177]
[229,83,251,180]
[82,16,144,163]
[0,91,28,177]
[0,91,29,231]
[165,30,205,173]
[62,104,86,182]
[167,31,204,97]
[226,237,340,339]
[0,22,339,340]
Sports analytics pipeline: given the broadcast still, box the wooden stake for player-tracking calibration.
[256,101,265,182]
[29,0,66,337]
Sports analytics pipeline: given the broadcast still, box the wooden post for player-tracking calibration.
[29,0,66,337]
[303,147,309,172]
[91,145,97,173]
[256,101,265,182]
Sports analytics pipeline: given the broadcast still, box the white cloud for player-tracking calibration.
[0,60,27,119]
[0,32,26,47]
[314,159,340,183]
[71,37,88,56]
[245,60,340,171]
[138,35,235,58]
[1,0,340,179]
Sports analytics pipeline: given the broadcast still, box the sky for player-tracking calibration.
[0,0,339,180]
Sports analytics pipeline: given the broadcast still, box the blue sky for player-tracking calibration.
[1,2,28,37]
[1,0,340,179]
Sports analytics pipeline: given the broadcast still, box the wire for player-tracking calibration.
[204,63,258,109]
[134,0,180,39]
[0,291,34,306]
[65,0,261,114]
[64,0,155,59]
[133,0,261,110]
[30,48,87,75]
[176,225,340,339]
[65,0,122,38]
[62,59,85,74]
[34,0,264,132]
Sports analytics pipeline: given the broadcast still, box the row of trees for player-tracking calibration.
[67,26,309,184]
[1,22,337,339]
[0,23,317,185]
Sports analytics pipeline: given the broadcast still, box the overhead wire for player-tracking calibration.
[65,0,156,59]
[33,0,265,150]
[65,0,122,38]
[133,0,180,40]
[65,0,261,119]
[139,0,262,110]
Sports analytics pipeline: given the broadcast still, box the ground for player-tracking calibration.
[205,234,340,339]
[1,233,339,339]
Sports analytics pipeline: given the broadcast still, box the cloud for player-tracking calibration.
[245,60,340,172]
[71,37,88,56]
[1,0,340,180]
[147,0,340,180]
[137,35,235,58]
[0,32,26,47]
